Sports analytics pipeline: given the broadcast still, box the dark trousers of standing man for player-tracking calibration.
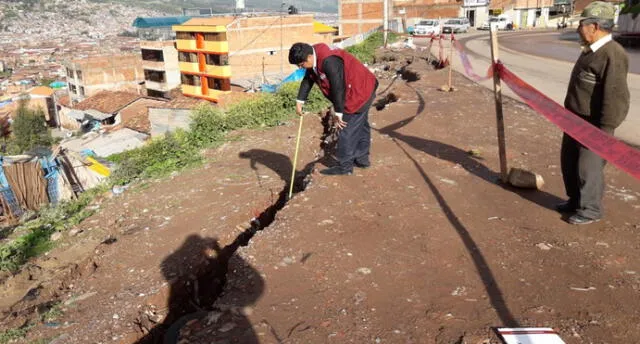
[560,133,607,219]
[337,83,378,172]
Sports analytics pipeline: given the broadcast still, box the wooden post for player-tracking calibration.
[448,34,454,89]
[383,0,389,48]
[490,26,509,183]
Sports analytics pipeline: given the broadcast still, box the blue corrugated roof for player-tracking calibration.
[132,16,191,28]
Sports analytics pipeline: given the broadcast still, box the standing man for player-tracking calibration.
[558,1,630,224]
[288,42,378,176]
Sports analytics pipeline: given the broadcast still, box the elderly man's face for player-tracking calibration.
[578,19,598,45]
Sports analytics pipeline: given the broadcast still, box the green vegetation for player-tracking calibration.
[2,9,19,20]
[0,325,33,344]
[109,82,328,185]
[620,3,640,18]
[0,81,327,273]
[41,302,64,323]
[9,99,53,155]
[0,187,105,273]
[346,31,400,64]
[38,78,56,87]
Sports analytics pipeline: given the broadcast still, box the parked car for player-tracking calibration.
[414,20,441,36]
[442,18,470,33]
[479,16,514,30]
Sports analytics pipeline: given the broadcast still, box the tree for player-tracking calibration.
[11,98,53,154]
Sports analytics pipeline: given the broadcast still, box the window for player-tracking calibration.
[144,69,166,83]
[69,84,77,93]
[204,32,227,42]
[66,68,74,78]
[207,77,231,91]
[205,53,229,66]
[181,73,201,86]
[141,49,164,62]
[176,32,195,40]
[79,87,85,96]
[76,70,83,81]
[147,89,167,98]
[178,52,198,63]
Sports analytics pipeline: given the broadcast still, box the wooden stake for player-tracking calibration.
[448,35,453,89]
[490,26,509,183]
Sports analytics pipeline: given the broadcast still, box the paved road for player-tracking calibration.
[418,31,640,146]
[499,31,640,75]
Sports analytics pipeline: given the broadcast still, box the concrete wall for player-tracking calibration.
[226,15,334,78]
[65,55,144,102]
[514,0,553,8]
[148,107,193,137]
[460,5,490,26]
[58,106,81,130]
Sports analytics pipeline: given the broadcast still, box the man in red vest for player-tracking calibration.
[288,42,378,175]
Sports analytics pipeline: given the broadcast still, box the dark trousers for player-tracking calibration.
[337,87,377,171]
[560,133,607,219]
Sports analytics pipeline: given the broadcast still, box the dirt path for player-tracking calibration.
[2,49,640,344]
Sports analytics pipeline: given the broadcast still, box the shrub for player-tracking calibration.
[346,31,399,64]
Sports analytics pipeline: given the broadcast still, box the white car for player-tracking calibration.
[414,20,441,36]
[480,16,513,30]
[442,18,470,33]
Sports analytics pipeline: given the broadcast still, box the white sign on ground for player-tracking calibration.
[493,328,566,344]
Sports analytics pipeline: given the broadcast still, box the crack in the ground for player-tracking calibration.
[134,112,336,344]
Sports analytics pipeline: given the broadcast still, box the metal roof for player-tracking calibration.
[132,16,192,29]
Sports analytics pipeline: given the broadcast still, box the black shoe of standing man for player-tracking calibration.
[320,166,353,176]
[555,201,577,213]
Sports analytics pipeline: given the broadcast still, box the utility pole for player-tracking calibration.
[384,0,389,48]
[280,2,285,76]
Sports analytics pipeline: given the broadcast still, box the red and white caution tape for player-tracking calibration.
[451,42,640,180]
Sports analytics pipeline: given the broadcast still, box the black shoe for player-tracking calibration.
[354,157,370,169]
[555,201,577,213]
[354,161,370,169]
[566,214,601,225]
[320,166,353,176]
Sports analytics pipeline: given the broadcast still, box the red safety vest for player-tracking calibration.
[310,43,377,114]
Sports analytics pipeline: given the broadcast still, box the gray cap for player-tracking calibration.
[579,1,616,21]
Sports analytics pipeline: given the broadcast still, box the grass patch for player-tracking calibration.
[0,325,33,344]
[346,31,400,64]
[108,82,329,186]
[41,302,64,323]
[0,186,106,273]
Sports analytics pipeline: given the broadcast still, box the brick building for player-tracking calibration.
[339,0,460,36]
[140,41,181,99]
[64,54,144,104]
[172,14,335,102]
[226,14,335,78]
[489,0,554,28]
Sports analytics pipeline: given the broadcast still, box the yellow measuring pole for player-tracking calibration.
[288,115,304,200]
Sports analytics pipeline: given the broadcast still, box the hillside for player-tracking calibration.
[0,0,337,40]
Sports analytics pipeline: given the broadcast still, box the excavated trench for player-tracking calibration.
[135,112,337,344]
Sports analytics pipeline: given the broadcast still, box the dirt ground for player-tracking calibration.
[1,48,640,344]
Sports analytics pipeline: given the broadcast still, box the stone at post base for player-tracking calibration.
[508,167,545,190]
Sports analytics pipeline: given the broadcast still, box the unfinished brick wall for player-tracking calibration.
[66,54,144,97]
[514,0,553,8]
[340,0,460,36]
[227,15,334,78]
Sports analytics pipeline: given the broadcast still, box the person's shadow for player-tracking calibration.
[239,110,338,194]
[134,234,264,344]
